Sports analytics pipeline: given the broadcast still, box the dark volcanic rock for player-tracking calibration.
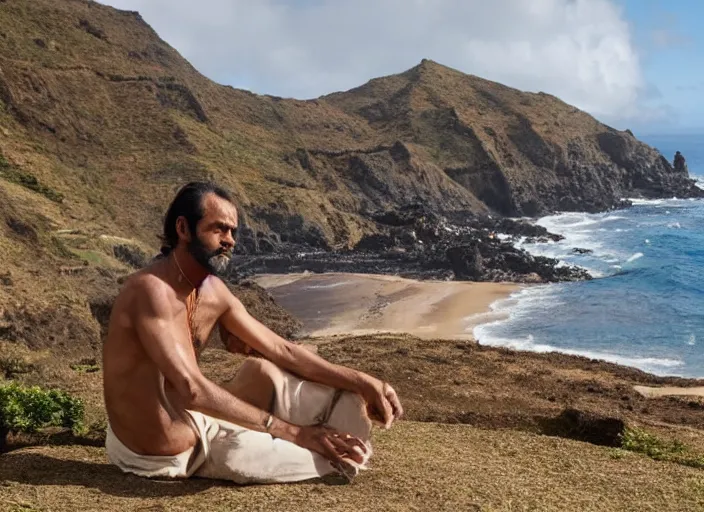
[446,244,484,280]
[355,233,398,252]
[674,151,688,174]
[235,226,280,255]
[232,204,592,284]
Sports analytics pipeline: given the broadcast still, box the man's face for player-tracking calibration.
[187,193,238,276]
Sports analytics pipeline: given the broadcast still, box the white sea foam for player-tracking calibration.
[471,285,685,376]
[510,210,631,276]
[628,197,697,211]
[626,252,643,263]
[472,327,684,374]
[629,198,667,206]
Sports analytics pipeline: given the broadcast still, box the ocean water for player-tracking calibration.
[473,134,704,378]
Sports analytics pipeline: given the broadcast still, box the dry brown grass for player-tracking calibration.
[4,336,704,511]
[4,421,704,512]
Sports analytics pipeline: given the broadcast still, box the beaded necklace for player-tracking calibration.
[174,254,202,354]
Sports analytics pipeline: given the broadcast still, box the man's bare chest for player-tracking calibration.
[187,291,224,353]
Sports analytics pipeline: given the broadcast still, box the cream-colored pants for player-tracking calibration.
[106,371,372,484]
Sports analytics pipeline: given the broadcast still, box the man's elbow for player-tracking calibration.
[274,341,298,366]
[177,375,205,407]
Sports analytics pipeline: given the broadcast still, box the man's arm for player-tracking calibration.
[131,276,296,440]
[215,279,404,426]
[216,283,368,393]
[131,276,366,463]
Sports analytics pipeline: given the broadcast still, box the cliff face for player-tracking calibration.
[0,0,700,354]
[324,60,701,216]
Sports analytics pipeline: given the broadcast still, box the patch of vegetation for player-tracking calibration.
[70,248,106,265]
[0,382,85,440]
[621,427,704,469]
[8,503,43,512]
[0,356,35,379]
[48,235,77,259]
[608,448,628,460]
[621,427,686,459]
[70,359,100,374]
[0,156,64,203]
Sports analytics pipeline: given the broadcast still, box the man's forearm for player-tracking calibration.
[189,377,298,442]
[272,341,373,395]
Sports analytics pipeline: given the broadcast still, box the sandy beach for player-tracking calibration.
[255,272,519,340]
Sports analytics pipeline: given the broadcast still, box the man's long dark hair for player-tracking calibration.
[160,181,235,257]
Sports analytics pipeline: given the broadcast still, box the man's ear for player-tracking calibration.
[175,216,193,243]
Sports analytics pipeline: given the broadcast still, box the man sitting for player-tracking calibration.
[102,181,403,483]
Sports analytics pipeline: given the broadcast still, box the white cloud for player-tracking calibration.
[98,0,657,125]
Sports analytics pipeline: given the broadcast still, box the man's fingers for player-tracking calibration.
[320,436,346,464]
[328,435,364,464]
[332,432,368,454]
[381,396,394,428]
[326,428,368,454]
[388,390,404,419]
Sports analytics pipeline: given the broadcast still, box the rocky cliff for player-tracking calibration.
[324,61,702,216]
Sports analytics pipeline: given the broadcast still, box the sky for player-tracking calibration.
[97,0,703,135]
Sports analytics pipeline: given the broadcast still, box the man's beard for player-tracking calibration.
[187,236,232,276]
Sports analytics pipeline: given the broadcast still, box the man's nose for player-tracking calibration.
[222,230,235,248]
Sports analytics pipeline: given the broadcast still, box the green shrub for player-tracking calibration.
[621,427,682,460]
[0,382,85,435]
[620,427,704,468]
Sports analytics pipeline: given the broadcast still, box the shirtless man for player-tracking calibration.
[103,181,403,483]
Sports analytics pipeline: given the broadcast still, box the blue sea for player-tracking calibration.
[474,134,704,378]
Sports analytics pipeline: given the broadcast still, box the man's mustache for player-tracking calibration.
[214,248,233,258]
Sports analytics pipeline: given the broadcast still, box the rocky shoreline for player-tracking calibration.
[232,203,594,284]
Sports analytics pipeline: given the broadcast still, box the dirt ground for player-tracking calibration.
[3,422,704,512]
[4,334,704,511]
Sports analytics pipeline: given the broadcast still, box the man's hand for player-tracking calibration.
[361,378,403,429]
[294,425,368,465]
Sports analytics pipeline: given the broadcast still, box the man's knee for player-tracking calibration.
[239,357,280,379]
[235,358,287,392]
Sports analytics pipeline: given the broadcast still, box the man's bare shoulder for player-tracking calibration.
[206,275,242,307]
[117,266,177,317]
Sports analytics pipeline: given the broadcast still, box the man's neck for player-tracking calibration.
[170,248,208,293]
